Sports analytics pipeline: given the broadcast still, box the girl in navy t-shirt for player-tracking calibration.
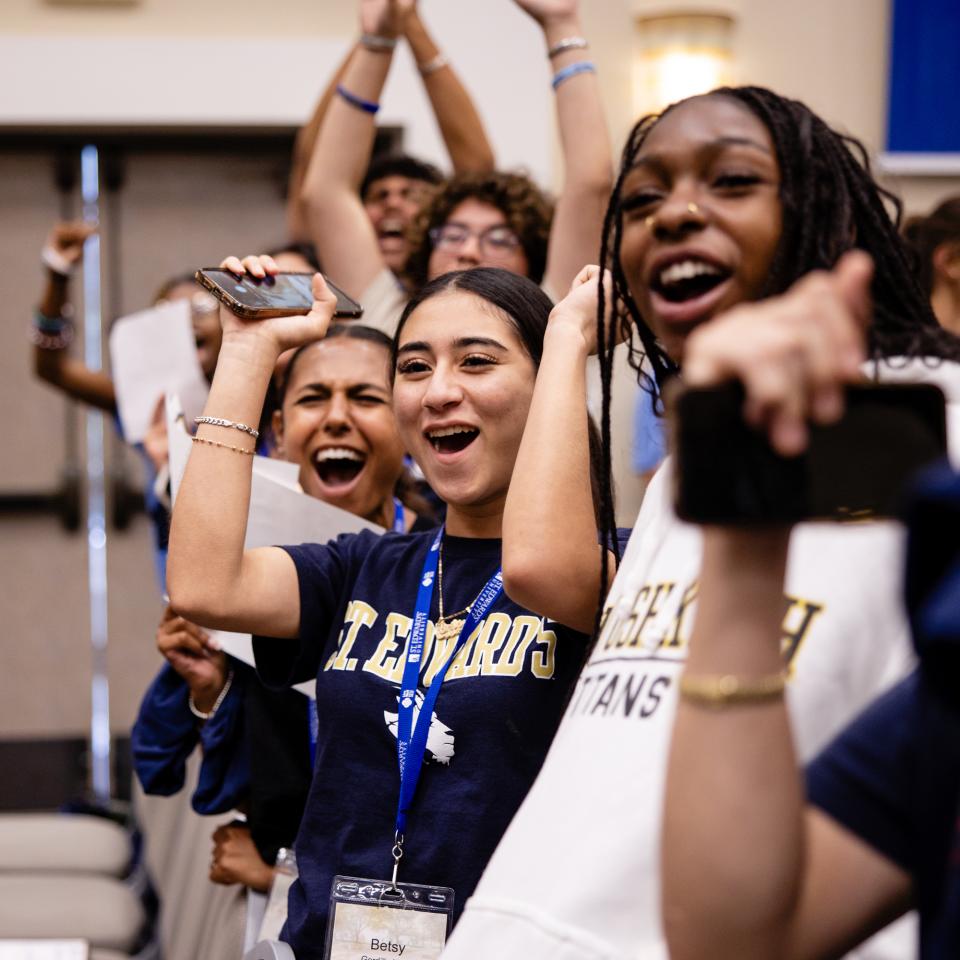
[167,260,619,957]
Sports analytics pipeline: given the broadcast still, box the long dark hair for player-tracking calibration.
[594,86,960,622]
[393,267,605,524]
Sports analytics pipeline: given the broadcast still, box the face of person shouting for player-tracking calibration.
[392,289,537,535]
[273,337,406,528]
[617,94,783,364]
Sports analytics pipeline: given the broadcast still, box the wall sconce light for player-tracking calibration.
[632,1,738,116]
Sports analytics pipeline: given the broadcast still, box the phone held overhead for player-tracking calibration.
[195,269,363,320]
[672,381,948,524]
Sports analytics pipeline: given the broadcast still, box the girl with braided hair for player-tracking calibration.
[441,88,960,960]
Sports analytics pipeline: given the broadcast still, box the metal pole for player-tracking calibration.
[80,144,111,803]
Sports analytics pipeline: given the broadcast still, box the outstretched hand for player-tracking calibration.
[683,250,873,456]
[511,0,580,28]
[359,0,416,39]
[218,254,337,355]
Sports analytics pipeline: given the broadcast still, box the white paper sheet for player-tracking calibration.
[110,300,209,443]
[165,395,384,698]
[0,943,87,960]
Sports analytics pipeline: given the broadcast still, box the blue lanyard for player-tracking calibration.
[392,497,405,533]
[394,527,503,842]
[307,697,319,770]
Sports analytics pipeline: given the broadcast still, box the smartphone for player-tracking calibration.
[195,269,363,320]
[672,381,947,524]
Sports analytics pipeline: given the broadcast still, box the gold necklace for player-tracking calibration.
[435,541,477,643]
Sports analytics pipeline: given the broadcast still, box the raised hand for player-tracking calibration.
[44,221,97,270]
[155,605,227,708]
[683,251,873,456]
[217,254,337,355]
[511,0,580,27]
[359,0,416,39]
[548,264,616,355]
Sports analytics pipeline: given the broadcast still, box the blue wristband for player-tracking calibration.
[34,309,68,334]
[551,60,596,91]
[336,84,380,115]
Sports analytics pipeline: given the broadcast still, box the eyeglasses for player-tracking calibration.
[429,223,521,259]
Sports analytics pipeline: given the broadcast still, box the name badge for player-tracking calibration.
[323,876,454,960]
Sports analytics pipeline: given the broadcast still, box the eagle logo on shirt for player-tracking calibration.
[384,690,455,765]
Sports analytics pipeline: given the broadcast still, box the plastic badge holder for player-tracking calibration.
[258,847,299,942]
[323,876,454,960]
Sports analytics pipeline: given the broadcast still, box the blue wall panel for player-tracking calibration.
[887,0,960,153]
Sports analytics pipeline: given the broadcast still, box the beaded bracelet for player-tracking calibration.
[195,416,260,439]
[28,313,74,351]
[548,36,589,59]
[336,84,380,115]
[360,32,397,53]
[552,60,597,91]
[189,669,235,721]
[191,435,255,456]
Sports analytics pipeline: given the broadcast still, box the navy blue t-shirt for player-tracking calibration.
[807,668,960,958]
[253,528,589,959]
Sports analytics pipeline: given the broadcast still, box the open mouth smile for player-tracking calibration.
[425,425,480,457]
[312,446,367,492]
[648,255,735,327]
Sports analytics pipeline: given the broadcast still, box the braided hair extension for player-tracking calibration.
[592,85,960,636]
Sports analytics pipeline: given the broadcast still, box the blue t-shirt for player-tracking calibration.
[253,528,589,959]
[807,667,960,957]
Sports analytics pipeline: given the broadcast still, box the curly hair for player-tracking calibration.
[403,171,553,291]
[592,85,960,630]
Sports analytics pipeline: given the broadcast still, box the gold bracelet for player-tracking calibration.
[191,435,255,456]
[679,672,786,708]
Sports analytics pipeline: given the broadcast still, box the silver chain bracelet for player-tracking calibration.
[195,416,259,439]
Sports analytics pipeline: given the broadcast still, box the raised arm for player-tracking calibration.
[32,222,116,412]
[513,0,613,298]
[662,253,912,960]
[300,0,413,299]
[286,45,358,243]
[403,6,495,175]
[503,265,616,632]
[166,255,337,638]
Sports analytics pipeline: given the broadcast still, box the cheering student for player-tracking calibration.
[301,0,612,333]
[661,285,960,959]
[440,87,960,960]
[166,255,623,958]
[134,323,429,894]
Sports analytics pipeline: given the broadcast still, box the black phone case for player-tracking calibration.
[673,381,948,524]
